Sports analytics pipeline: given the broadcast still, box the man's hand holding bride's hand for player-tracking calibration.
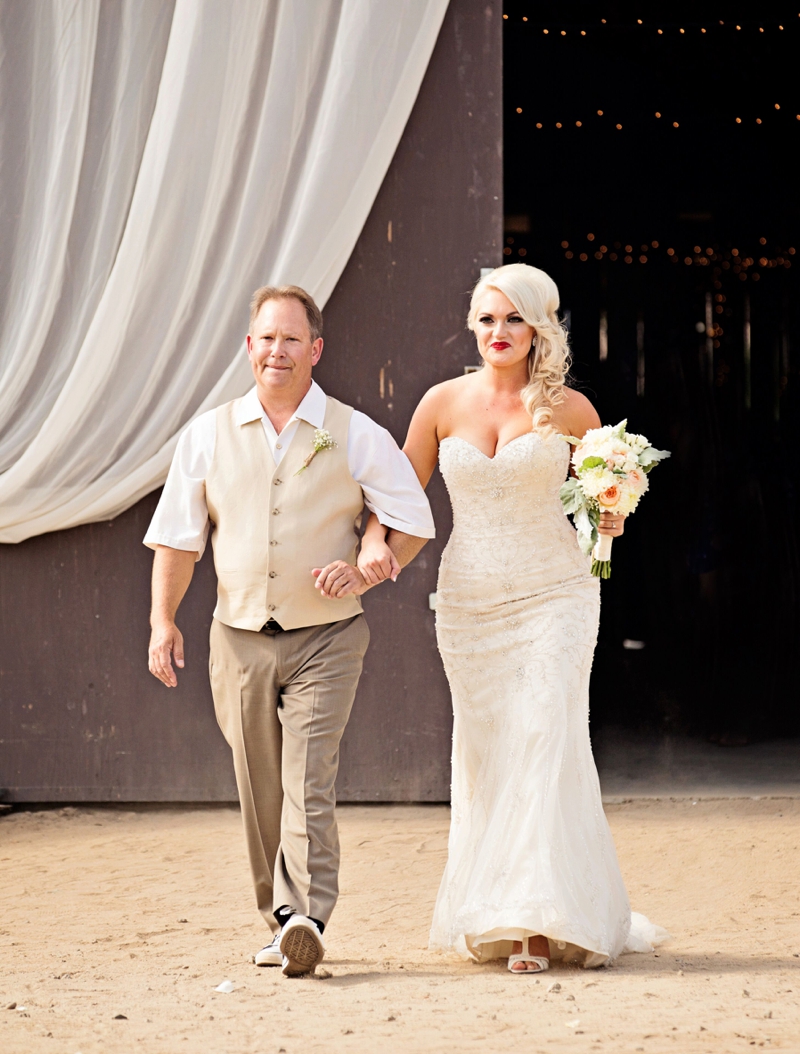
[597,511,626,537]
[312,561,370,598]
[357,534,401,586]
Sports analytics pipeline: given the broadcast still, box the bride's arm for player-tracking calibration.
[402,385,446,488]
[358,386,444,584]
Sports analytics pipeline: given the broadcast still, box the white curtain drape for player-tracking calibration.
[0,0,448,542]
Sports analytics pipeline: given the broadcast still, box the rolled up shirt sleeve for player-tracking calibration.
[348,411,435,538]
[143,411,215,559]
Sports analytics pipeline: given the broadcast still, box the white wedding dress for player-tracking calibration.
[429,432,667,967]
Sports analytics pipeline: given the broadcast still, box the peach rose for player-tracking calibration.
[597,484,621,507]
[626,467,648,494]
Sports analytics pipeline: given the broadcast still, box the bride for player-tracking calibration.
[359,262,666,972]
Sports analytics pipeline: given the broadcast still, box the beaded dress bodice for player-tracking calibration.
[437,433,591,598]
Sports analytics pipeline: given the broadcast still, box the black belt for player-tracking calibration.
[261,619,284,634]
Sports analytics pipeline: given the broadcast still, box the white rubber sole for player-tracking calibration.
[280,920,324,976]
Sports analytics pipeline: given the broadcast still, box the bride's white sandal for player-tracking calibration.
[507,953,549,974]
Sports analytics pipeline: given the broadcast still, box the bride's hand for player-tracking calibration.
[597,511,625,537]
[358,536,401,585]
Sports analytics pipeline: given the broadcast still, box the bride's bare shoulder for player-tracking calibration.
[415,373,475,413]
[425,372,475,399]
[556,387,601,438]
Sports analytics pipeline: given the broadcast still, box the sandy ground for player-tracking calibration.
[2,800,799,1054]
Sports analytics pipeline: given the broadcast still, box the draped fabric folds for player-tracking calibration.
[0,0,448,542]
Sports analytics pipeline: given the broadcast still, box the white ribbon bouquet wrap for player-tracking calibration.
[559,421,670,579]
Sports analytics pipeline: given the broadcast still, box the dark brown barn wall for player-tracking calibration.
[0,0,502,803]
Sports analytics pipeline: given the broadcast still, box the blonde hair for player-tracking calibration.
[467,263,571,432]
[249,284,323,341]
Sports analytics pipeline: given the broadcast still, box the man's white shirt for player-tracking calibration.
[144,381,435,558]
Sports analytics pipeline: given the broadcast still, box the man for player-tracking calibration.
[145,285,433,976]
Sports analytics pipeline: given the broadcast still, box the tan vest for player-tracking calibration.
[205,395,364,631]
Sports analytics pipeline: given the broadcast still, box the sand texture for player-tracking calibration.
[2,799,799,1053]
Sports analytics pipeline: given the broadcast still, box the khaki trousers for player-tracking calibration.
[209,614,369,931]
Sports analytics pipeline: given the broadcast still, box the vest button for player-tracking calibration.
[272,508,280,515]
[269,571,277,578]
[274,478,283,485]
[270,540,278,546]
[268,604,276,611]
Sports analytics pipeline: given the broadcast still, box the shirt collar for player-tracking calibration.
[236,379,326,428]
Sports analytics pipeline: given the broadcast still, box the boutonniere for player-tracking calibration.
[295,428,337,475]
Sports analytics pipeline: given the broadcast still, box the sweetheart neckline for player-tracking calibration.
[440,432,562,462]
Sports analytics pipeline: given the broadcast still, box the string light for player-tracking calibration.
[516,107,523,114]
[540,238,795,273]
[506,18,793,35]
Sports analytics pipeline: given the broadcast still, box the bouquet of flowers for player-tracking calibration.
[559,420,670,579]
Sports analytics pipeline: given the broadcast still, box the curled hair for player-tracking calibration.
[250,284,323,341]
[467,263,571,433]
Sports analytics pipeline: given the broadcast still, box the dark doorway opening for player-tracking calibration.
[503,3,800,742]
